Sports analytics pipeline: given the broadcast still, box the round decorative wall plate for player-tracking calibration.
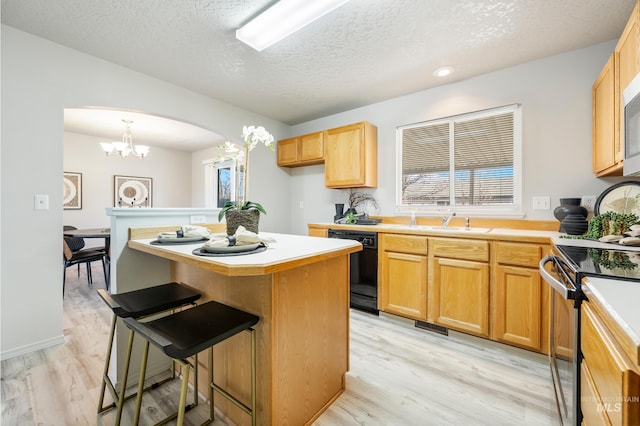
[594,181,640,216]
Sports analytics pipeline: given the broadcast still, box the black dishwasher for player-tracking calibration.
[328,229,379,315]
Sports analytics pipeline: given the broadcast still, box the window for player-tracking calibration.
[397,104,522,215]
[203,158,243,208]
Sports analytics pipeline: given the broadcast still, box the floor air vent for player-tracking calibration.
[415,320,448,335]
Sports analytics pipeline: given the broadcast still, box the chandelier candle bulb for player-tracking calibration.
[100,119,150,159]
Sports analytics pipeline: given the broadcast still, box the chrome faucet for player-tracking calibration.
[442,212,456,228]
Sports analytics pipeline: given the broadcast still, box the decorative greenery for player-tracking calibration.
[215,126,274,221]
[344,211,358,224]
[561,211,638,239]
[588,248,638,270]
[217,200,267,222]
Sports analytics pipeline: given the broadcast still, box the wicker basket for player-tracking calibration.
[225,209,260,235]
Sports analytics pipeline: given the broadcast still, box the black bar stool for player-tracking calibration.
[123,300,259,426]
[96,283,201,425]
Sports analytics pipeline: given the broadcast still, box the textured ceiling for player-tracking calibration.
[2,0,637,150]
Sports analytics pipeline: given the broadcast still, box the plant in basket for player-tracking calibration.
[215,125,274,235]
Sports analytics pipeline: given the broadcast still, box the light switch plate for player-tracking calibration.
[532,196,550,210]
[34,194,49,210]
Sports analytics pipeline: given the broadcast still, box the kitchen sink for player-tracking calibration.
[380,224,491,233]
[418,226,491,233]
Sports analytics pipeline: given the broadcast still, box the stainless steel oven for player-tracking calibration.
[540,252,583,425]
[541,244,640,425]
[328,229,378,315]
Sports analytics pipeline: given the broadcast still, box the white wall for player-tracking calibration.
[64,132,192,247]
[0,25,291,359]
[286,41,638,235]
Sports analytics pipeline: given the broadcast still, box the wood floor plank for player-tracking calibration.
[1,263,557,425]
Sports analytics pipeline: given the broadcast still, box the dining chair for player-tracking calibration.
[63,240,109,296]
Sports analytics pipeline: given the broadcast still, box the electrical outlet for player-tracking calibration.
[190,215,206,224]
[532,196,550,210]
[581,195,597,212]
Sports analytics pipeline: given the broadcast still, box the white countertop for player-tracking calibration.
[584,276,640,340]
[129,232,362,274]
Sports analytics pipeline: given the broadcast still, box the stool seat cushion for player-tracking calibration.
[124,301,259,359]
[97,282,201,318]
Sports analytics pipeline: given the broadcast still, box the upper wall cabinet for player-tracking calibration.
[593,1,639,176]
[593,54,620,176]
[277,131,324,167]
[324,121,378,188]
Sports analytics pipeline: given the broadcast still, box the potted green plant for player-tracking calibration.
[214,125,274,235]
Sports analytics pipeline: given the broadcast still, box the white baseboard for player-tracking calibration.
[1,334,65,361]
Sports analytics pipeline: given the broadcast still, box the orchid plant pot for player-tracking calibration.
[225,209,260,235]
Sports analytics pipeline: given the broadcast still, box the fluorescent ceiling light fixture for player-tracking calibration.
[236,0,351,51]
[433,66,455,77]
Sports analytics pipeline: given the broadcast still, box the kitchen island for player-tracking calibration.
[127,229,361,426]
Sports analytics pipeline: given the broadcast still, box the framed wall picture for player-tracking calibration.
[63,172,82,210]
[114,175,152,207]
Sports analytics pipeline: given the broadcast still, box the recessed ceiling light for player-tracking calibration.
[433,66,455,77]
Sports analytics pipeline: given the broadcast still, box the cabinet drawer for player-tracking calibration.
[581,363,613,425]
[380,234,427,255]
[582,303,640,425]
[431,238,488,262]
[495,242,542,267]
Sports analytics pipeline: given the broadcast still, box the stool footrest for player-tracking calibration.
[212,381,252,415]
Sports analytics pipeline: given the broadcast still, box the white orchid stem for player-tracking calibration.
[242,142,250,205]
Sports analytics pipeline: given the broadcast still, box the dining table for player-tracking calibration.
[63,227,111,255]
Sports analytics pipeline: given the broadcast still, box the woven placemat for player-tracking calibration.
[192,244,267,257]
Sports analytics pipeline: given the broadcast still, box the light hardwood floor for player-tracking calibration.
[1,262,558,425]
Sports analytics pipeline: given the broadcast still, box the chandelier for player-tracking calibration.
[99,119,150,159]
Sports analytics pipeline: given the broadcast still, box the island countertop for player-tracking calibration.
[128,231,362,276]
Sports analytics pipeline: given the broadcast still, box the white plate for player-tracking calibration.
[156,236,207,243]
[201,243,260,253]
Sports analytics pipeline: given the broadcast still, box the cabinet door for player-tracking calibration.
[379,251,427,319]
[582,303,640,425]
[325,122,377,188]
[552,290,574,360]
[277,137,298,166]
[581,363,612,425]
[299,132,324,163]
[432,258,489,337]
[493,265,543,351]
[593,55,620,176]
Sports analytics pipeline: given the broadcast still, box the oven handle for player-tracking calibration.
[539,255,575,300]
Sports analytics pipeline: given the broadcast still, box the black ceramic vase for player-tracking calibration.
[554,198,588,234]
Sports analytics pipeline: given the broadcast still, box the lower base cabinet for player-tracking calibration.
[430,238,490,337]
[379,234,428,320]
[492,242,549,353]
[581,302,640,425]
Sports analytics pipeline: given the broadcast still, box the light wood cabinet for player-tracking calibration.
[592,2,639,176]
[593,54,620,176]
[324,121,378,188]
[430,238,490,337]
[379,234,428,320]
[581,302,640,425]
[308,227,327,238]
[492,242,549,352]
[277,132,324,167]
